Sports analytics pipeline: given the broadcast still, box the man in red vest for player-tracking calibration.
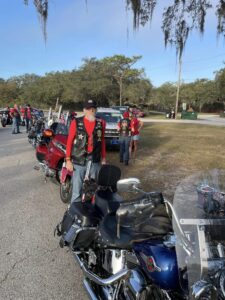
[65,99,106,203]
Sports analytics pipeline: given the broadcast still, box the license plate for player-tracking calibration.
[111,139,119,145]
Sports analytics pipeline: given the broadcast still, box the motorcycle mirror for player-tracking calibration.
[43,129,54,138]
[117,178,141,193]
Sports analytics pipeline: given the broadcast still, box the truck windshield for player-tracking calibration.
[96,113,121,123]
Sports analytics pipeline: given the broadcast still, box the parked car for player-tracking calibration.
[111,105,129,115]
[96,108,122,148]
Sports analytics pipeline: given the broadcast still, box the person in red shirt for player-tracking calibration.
[130,111,143,160]
[66,99,106,203]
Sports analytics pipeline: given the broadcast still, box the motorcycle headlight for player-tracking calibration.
[52,140,66,154]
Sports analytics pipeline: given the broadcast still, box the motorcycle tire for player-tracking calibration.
[32,139,36,149]
[60,178,73,203]
[1,120,6,127]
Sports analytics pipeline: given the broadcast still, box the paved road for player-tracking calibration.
[0,126,88,300]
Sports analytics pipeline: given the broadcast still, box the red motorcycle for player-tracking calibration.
[36,122,73,203]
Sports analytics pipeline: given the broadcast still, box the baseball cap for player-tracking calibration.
[83,99,97,109]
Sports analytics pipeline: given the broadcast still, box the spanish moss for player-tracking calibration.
[24,0,48,42]
[217,0,225,37]
[127,0,211,59]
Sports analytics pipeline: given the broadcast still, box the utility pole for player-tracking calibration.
[119,76,123,106]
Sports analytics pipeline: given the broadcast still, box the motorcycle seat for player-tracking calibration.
[94,190,122,217]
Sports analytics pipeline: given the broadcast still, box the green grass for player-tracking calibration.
[107,123,225,198]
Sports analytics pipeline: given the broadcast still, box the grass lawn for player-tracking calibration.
[107,123,225,199]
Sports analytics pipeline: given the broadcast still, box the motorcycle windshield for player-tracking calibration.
[172,169,225,299]
[50,122,68,135]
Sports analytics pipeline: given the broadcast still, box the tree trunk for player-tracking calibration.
[175,55,182,119]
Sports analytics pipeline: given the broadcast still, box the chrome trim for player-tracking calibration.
[74,253,131,286]
[164,199,193,256]
[180,219,225,225]
[102,249,126,274]
[192,280,217,299]
[220,270,225,297]
[217,243,225,258]
[83,279,98,300]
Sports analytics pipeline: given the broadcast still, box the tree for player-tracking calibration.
[180,79,218,112]
[123,78,153,104]
[152,82,177,110]
[102,55,143,105]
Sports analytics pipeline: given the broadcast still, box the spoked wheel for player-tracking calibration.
[60,177,72,203]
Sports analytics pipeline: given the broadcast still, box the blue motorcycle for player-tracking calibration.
[56,166,225,299]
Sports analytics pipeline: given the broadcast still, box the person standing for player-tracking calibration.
[25,104,32,133]
[130,113,143,161]
[118,111,132,166]
[65,99,106,203]
[10,104,21,134]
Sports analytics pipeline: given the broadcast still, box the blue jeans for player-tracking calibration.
[26,118,31,132]
[12,117,20,133]
[71,162,101,203]
[119,136,131,162]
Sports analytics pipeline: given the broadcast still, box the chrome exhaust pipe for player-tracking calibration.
[83,279,98,300]
[74,253,130,286]
[39,162,55,177]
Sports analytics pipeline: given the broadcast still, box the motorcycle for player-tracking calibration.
[36,122,73,203]
[56,166,225,299]
[56,164,182,299]
[1,112,7,127]
[28,116,45,148]
[0,109,12,127]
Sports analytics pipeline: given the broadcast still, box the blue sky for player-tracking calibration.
[0,0,225,87]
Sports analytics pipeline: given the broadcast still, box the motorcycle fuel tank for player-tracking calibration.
[133,240,180,291]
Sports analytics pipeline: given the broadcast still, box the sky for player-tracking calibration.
[0,0,225,87]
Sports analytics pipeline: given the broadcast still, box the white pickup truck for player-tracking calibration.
[96,108,122,149]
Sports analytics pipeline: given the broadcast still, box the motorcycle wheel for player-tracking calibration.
[1,120,6,127]
[60,178,72,203]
